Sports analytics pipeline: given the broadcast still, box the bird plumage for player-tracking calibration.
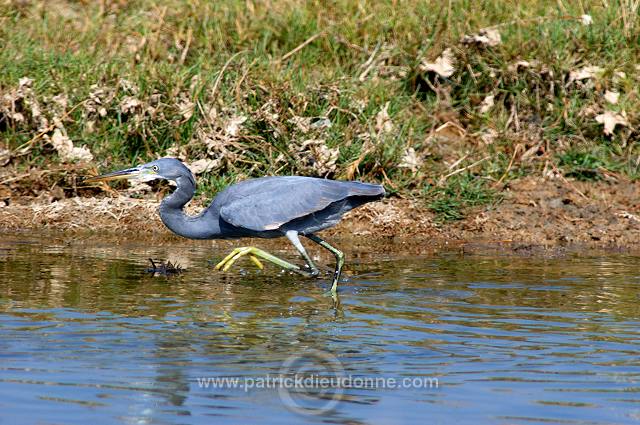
[86,157,385,293]
[217,176,384,233]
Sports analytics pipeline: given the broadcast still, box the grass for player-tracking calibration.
[557,150,606,181]
[0,0,638,219]
[426,173,498,222]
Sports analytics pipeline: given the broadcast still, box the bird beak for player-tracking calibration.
[85,166,147,183]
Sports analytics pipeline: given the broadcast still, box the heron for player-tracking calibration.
[85,157,385,293]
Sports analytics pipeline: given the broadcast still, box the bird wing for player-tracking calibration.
[218,176,382,232]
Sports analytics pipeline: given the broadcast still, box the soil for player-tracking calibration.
[1,176,640,250]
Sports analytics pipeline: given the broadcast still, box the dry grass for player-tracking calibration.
[0,0,639,222]
[0,196,161,231]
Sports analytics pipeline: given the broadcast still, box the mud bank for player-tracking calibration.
[1,176,639,249]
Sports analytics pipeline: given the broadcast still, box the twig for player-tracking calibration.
[483,15,580,31]
[0,172,32,185]
[325,105,359,121]
[10,101,85,157]
[345,141,373,180]
[447,153,469,171]
[179,27,193,65]
[277,13,373,64]
[235,58,257,105]
[466,63,478,85]
[334,35,366,53]
[379,168,399,193]
[493,144,522,188]
[279,32,325,63]
[0,169,57,186]
[505,102,515,131]
[551,163,588,199]
[358,41,382,81]
[211,51,247,102]
[196,100,211,127]
[439,156,490,184]
[618,211,640,223]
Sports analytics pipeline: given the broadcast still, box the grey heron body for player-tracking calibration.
[86,158,385,293]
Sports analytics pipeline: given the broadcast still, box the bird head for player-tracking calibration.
[85,157,193,185]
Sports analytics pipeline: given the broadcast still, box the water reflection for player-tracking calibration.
[0,233,639,424]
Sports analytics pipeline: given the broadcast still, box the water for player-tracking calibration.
[1,233,640,424]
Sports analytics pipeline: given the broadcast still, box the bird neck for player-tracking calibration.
[158,174,222,239]
[162,175,195,210]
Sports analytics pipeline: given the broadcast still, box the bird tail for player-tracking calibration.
[346,181,386,198]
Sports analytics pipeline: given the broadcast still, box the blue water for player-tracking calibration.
[1,233,640,424]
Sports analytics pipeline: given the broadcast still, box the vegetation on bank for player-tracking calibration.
[0,0,638,221]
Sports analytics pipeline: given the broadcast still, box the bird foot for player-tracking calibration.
[303,265,321,278]
[215,247,264,272]
[215,246,306,275]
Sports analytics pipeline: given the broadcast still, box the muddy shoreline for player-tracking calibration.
[1,176,640,251]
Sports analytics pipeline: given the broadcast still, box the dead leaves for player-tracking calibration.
[568,65,603,83]
[580,14,593,26]
[166,107,250,176]
[479,95,495,113]
[288,116,331,134]
[288,112,339,176]
[418,27,501,84]
[467,56,635,141]
[1,76,47,131]
[119,96,142,114]
[177,95,195,120]
[50,127,93,163]
[375,102,394,134]
[1,76,94,164]
[187,158,220,175]
[595,111,629,136]
[399,147,423,172]
[461,28,502,47]
[225,115,247,136]
[419,48,456,78]
[604,91,619,105]
[83,84,114,131]
[297,139,339,175]
[564,64,632,137]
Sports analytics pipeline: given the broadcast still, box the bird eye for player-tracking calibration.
[152,165,159,172]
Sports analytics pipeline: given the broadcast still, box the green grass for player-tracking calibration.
[557,150,606,181]
[426,173,498,222]
[0,0,638,218]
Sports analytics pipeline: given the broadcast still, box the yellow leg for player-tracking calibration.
[219,247,255,271]
[214,246,304,274]
[215,248,263,270]
[215,247,244,269]
[249,255,264,269]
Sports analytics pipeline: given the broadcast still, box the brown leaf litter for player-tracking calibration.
[419,48,456,78]
[461,28,502,47]
[595,111,629,136]
[1,176,640,251]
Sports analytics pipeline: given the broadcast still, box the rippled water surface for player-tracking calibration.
[1,232,640,424]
